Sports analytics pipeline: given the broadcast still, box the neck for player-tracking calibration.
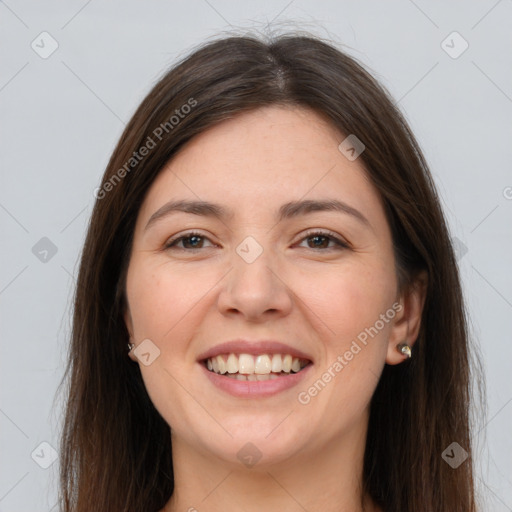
[161,409,380,512]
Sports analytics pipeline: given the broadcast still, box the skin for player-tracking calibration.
[124,105,427,512]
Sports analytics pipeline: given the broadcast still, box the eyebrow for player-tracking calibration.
[144,198,371,231]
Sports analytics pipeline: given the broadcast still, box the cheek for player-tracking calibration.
[294,265,396,427]
[126,262,171,337]
[304,260,397,348]
[125,260,220,345]
[125,262,213,429]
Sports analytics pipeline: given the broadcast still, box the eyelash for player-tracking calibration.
[164,229,349,252]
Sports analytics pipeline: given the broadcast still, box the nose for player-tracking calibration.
[216,243,293,322]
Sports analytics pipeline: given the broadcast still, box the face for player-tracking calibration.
[124,105,419,468]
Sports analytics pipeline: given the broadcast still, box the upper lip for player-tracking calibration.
[197,339,314,363]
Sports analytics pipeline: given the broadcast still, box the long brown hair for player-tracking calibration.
[55,31,485,511]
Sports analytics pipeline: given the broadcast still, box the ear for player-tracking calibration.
[124,307,138,362]
[386,271,428,365]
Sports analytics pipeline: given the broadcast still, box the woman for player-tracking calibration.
[56,32,483,511]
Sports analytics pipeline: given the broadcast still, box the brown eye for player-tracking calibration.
[297,230,349,251]
[165,232,214,250]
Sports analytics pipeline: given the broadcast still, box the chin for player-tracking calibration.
[194,421,308,469]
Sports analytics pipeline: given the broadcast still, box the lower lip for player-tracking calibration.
[200,362,313,398]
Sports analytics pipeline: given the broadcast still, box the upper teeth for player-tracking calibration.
[206,353,309,375]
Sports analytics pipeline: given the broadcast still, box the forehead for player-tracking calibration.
[137,105,386,229]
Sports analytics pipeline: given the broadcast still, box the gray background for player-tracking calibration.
[1,1,511,510]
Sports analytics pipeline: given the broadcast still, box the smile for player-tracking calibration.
[205,353,310,381]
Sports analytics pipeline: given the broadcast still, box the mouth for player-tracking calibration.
[202,353,312,381]
[197,340,314,397]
